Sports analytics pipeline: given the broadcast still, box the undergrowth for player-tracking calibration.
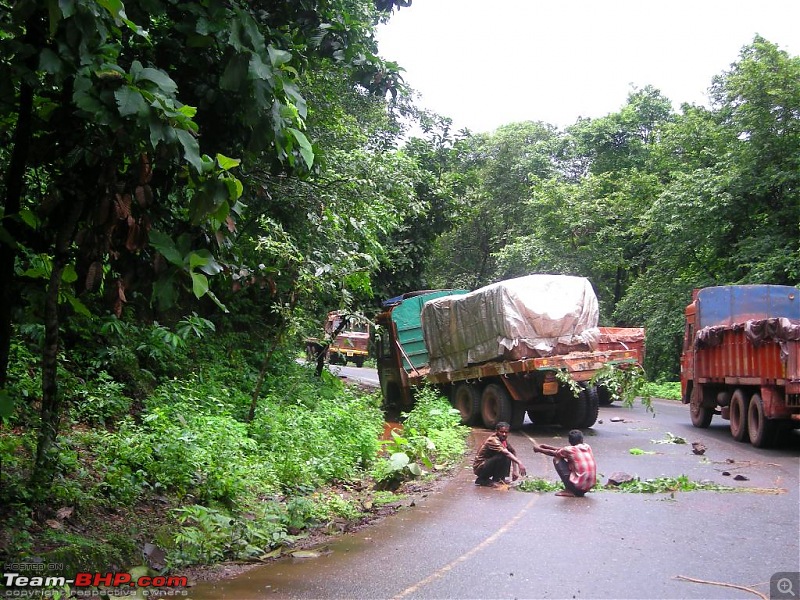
[0,331,469,575]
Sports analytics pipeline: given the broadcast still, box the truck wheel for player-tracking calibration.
[527,407,555,426]
[452,383,481,425]
[690,402,714,428]
[597,386,613,406]
[578,385,600,428]
[729,389,750,442]
[481,384,513,429]
[557,386,586,430]
[747,393,778,448]
[353,357,365,368]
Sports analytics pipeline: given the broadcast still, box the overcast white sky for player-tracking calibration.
[375,0,800,133]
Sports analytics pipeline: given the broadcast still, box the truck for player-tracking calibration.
[375,274,644,430]
[306,310,370,367]
[680,284,800,447]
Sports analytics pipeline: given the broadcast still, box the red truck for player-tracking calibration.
[681,284,800,447]
[375,275,644,430]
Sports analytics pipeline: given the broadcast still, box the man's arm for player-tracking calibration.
[533,443,560,457]
[501,446,527,477]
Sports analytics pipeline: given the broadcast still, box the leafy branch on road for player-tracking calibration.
[516,475,786,494]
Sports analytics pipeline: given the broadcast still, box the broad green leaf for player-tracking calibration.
[191,271,209,298]
[66,294,91,317]
[268,45,292,68]
[62,264,78,283]
[287,128,314,169]
[248,54,274,86]
[115,87,148,117]
[407,463,423,476]
[136,67,178,95]
[223,176,243,201]
[149,230,184,267]
[176,129,202,173]
[19,209,38,228]
[216,154,241,171]
[389,452,409,470]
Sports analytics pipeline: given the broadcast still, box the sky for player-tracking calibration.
[375,0,800,133]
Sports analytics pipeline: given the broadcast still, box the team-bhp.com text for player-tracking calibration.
[2,572,188,596]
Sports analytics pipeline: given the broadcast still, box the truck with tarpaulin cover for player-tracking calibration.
[375,275,645,429]
[681,284,800,447]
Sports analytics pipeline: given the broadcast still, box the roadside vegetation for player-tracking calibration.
[1,328,469,573]
[1,0,797,587]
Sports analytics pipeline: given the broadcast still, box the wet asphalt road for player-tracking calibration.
[189,397,799,600]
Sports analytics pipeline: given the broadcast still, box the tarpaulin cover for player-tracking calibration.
[695,317,800,360]
[421,274,601,373]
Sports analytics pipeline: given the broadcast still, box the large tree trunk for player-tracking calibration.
[30,195,84,489]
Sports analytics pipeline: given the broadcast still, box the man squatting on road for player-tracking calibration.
[534,429,597,497]
[473,422,527,487]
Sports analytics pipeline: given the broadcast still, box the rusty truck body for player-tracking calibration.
[375,275,644,430]
[681,284,800,447]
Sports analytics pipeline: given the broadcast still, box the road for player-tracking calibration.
[189,378,799,600]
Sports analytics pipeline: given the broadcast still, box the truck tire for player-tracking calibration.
[353,356,365,368]
[578,385,600,428]
[481,384,513,429]
[729,389,750,442]
[747,393,778,448]
[690,402,714,428]
[527,407,556,426]
[452,383,481,425]
[556,386,586,430]
[597,386,614,406]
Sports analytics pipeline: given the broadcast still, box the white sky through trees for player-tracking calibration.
[376,0,800,133]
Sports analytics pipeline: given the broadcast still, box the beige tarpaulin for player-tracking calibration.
[421,274,601,373]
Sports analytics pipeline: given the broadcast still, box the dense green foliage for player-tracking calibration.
[1,0,798,578]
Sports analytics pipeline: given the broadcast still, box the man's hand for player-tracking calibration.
[518,464,527,477]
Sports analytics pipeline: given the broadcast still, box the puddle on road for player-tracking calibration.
[186,534,372,599]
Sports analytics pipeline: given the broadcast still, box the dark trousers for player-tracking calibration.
[554,458,584,496]
[475,454,511,481]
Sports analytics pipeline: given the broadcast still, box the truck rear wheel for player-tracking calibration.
[481,384,512,429]
[556,386,586,429]
[747,393,778,448]
[729,389,750,442]
[578,385,600,428]
[452,383,481,425]
[597,386,613,406]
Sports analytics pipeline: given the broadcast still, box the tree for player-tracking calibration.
[0,0,411,488]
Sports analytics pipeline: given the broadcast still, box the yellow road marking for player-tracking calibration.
[390,494,541,600]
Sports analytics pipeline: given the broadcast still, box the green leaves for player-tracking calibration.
[149,231,227,311]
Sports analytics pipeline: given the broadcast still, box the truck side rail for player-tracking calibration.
[407,348,640,386]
